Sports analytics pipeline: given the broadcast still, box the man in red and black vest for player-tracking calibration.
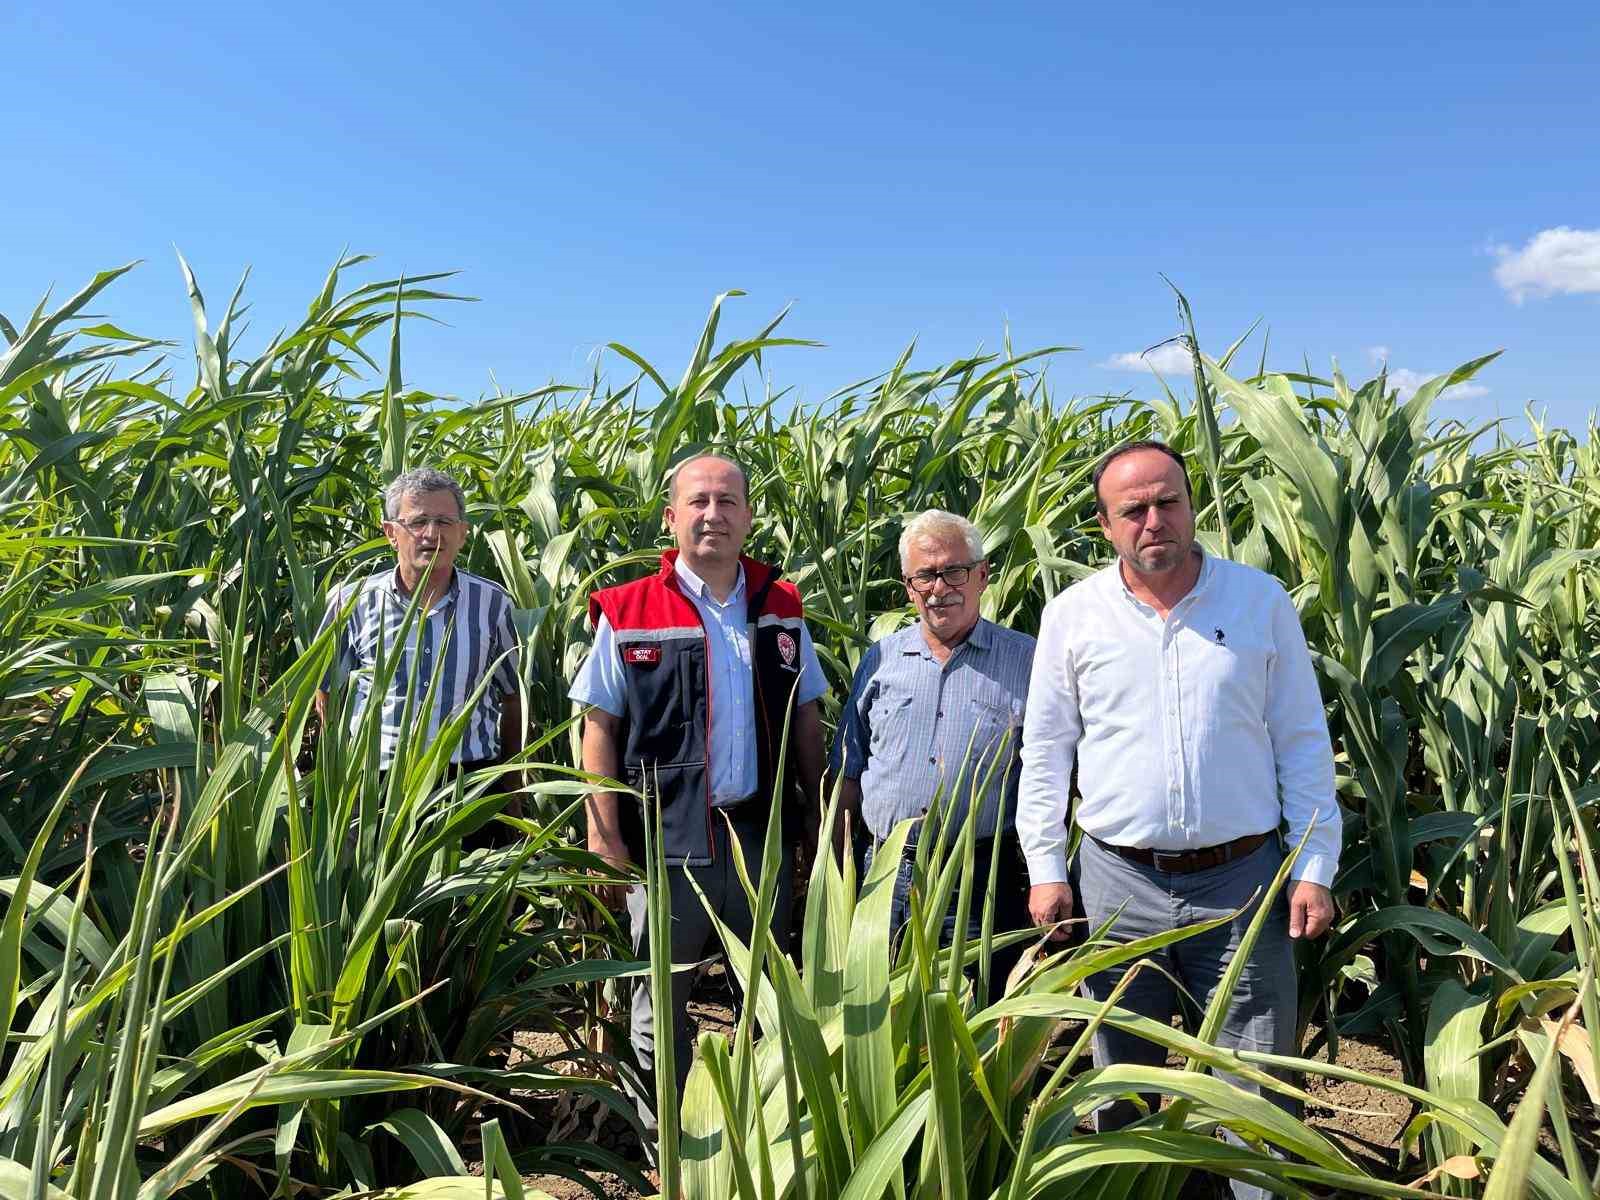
[570,453,826,1134]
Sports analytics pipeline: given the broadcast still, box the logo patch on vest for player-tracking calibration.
[776,630,798,669]
[624,644,662,666]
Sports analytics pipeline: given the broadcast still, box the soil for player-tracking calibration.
[508,965,743,1198]
[496,967,1482,1200]
[1299,1031,1412,1179]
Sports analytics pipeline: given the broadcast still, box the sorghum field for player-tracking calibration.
[3,258,1597,1200]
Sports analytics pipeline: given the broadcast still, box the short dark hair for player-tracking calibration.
[1092,441,1193,516]
[667,453,750,504]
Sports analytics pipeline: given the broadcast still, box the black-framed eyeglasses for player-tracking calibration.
[392,516,462,533]
[904,561,980,593]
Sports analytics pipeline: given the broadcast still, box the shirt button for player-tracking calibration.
[929,756,936,764]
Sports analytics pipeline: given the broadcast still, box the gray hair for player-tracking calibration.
[666,453,750,504]
[384,468,467,521]
[898,509,985,574]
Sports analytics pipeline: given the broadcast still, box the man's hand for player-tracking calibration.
[1287,880,1335,939]
[1029,882,1075,941]
[792,700,826,850]
[834,776,864,868]
[580,708,632,912]
[498,694,526,821]
[501,768,526,822]
[588,831,633,911]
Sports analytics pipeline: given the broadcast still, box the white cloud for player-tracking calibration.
[1385,367,1488,402]
[1491,226,1600,303]
[1365,348,1488,401]
[1100,343,1194,374]
[1103,341,1488,403]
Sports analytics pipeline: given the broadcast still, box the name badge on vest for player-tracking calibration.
[624,644,661,666]
[776,630,799,671]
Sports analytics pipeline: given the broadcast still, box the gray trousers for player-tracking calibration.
[1075,833,1297,1200]
[625,804,793,1137]
[861,830,1033,1006]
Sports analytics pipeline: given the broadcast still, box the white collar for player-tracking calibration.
[674,556,746,605]
[1115,545,1211,609]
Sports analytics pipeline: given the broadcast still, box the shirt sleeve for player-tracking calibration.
[1264,583,1342,887]
[316,584,357,691]
[830,643,880,779]
[795,620,828,706]
[569,614,627,717]
[1016,596,1084,886]
[489,592,522,695]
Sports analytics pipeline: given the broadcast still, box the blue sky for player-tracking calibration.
[5,1,1598,434]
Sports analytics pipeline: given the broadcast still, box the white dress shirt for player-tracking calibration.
[1017,551,1341,888]
[570,558,827,803]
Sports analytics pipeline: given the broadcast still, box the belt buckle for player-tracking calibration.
[1151,848,1187,872]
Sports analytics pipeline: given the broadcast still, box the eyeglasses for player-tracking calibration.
[904,561,980,593]
[392,516,462,533]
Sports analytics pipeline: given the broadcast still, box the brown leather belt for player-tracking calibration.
[1092,831,1271,874]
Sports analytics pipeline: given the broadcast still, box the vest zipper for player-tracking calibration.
[701,617,715,863]
[753,661,774,811]
[666,569,717,864]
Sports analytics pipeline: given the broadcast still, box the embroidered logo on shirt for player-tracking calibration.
[1214,628,1227,645]
[776,630,798,669]
[623,645,662,666]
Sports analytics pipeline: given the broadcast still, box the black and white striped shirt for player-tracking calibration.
[321,566,521,766]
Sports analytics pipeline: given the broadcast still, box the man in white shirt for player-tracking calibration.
[1017,441,1339,1193]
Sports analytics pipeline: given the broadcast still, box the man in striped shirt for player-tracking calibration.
[315,468,523,785]
[832,509,1036,996]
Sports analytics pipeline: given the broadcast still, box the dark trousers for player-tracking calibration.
[624,803,793,1136]
[361,759,504,852]
[399,758,515,848]
[861,827,1032,1005]
[1075,834,1297,1200]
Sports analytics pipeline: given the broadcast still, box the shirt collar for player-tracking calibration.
[674,556,746,605]
[386,565,460,609]
[901,615,992,657]
[1115,545,1210,609]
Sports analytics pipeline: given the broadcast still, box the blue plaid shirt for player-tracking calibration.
[833,618,1035,839]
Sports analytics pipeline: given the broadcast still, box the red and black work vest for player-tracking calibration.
[588,551,810,866]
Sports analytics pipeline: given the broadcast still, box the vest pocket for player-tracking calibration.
[626,760,712,861]
[621,641,696,758]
